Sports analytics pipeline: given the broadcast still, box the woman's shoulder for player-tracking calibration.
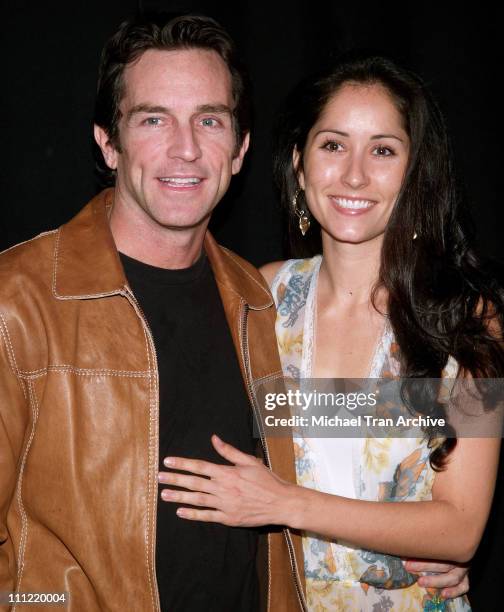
[259,260,286,287]
[260,256,322,288]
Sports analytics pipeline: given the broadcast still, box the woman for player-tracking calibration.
[158,55,503,610]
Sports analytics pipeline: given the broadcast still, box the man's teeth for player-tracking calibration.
[333,197,374,209]
[159,177,201,184]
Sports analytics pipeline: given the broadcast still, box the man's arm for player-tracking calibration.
[0,314,29,592]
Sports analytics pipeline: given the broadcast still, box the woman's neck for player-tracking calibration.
[318,231,385,309]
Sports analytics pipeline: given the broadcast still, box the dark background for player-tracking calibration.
[2,1,502,609]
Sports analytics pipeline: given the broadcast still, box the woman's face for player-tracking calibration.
[296,83,410,246]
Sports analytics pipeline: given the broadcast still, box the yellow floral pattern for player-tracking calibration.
[271,257,471,611]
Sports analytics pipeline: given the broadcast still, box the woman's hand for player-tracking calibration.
[404,560,470,600]
[158,434,296,527]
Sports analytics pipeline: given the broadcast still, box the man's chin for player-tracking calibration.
[154,211,213,232]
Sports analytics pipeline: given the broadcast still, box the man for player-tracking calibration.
[0,13,468,612]
[0,14,304,611]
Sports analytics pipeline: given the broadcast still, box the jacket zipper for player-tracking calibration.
[239,303,308,612]
[121,287,161,612]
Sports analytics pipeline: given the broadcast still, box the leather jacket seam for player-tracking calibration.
[141,321,157,611]
[267,532,272,612]
[0,312,21,376]
[14,379,40,603]
[51,230,122,301]
[0,229,58,258]
[0,312,28,401]
[18,366,152,379]
[51,229,62,298]
[215,277,243,302]
[215,276,273,313]
[220,247,273,303]
[252,371,285,386]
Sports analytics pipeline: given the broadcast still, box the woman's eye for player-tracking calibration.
[323,141,342,152]
[373,145,394,156]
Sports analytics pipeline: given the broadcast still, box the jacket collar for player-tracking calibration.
[203,233,272,310]
[54,188,272,309]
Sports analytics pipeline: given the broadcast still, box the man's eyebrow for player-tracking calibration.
[127,104,169,120]
[126,104,233,120]
[196,104,233,115]
[314,128,405,143]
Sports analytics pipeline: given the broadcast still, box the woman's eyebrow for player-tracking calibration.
[370,133,406,143]
[314,128,405,143]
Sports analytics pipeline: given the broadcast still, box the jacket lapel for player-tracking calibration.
[53,189,125,299]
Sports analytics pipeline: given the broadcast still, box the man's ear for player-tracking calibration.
[231,131,250,175]
[292,146,305,190]
[94,124,119,170]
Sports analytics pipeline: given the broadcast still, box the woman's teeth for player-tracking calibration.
[333,197,374,209]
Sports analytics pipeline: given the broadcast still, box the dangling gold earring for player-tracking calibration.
[292,188,310,236]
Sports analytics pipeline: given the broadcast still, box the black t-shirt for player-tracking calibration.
[120,251,259,612]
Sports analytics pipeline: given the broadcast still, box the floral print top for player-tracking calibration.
[271,257,471,612]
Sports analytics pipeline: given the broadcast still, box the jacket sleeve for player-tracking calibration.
[0,316,29,592]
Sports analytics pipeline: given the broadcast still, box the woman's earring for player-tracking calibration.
[292,189,310,236]
[412,231,418,240]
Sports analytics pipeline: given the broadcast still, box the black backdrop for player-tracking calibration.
[2,2,502,609]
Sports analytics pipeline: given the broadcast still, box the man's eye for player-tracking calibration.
[144,117,162,126]
[201,117,218,127]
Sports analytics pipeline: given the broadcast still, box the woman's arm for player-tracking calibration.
[159,434,501,563]
[288,436,500,563]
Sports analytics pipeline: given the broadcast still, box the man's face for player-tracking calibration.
[95,48,248,231]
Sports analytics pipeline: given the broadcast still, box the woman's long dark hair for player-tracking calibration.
[273,53,504,469]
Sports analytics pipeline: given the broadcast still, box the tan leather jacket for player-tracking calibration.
[0,189,306,611]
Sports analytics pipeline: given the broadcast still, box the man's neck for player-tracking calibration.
[109,198,208,270]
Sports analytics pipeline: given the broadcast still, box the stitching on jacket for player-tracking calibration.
[220,247,272,299]
[237,303,273,612]
[14,380,40,604]
[52,228,123,301]
[252,371,284,386]
[0,312,20,375]
[18,366,152,379]
[267,532,272,612]
[215,277,242,301]
[121,287,157,609]
[0,229,58,257]
[0,313,28,401]
[237,298,247,376]
[141,322,156,611]
[51,229,61,297]
[52,232,120,300]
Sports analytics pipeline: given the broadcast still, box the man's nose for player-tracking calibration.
[341,153,369,189]
[167,124,202,162]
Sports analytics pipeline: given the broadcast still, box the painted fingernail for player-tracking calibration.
[176,508,187,518]
[164,457,174,466]
[161,490,173,500]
